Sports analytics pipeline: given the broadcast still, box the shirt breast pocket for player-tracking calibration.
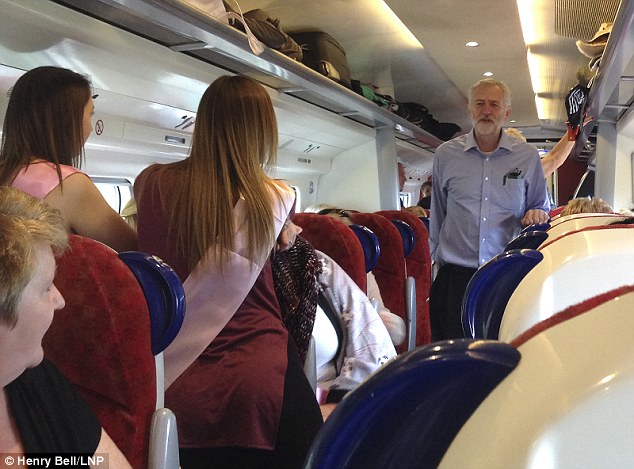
[500,178,525,212]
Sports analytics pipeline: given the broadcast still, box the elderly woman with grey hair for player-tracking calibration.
[0,186,130,467]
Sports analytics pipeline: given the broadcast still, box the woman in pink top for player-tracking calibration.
[0,66,136,252]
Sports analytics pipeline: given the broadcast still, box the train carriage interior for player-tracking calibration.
[5,0,631,212]
[3,0,634,467]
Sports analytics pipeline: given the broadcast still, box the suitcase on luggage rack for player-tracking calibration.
[290,31,351,88]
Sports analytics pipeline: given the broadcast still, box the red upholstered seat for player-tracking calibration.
[349,212,407,352]
[377,210,432,346]
[293,213,367,292]
[549,205,566,218]
[43,235,156,469]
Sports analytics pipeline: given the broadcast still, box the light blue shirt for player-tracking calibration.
[429,130,549,268]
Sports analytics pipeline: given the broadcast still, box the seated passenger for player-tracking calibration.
[0,186,130,466]
[304,204,406,345]
[273,221,396,419]
[560,196,614,216]
[609,216,634,226]
[403,205,428,218]
[417,180,432,210]
[120,197,138,231]
[134,75,322,469]
[0,66,137,252]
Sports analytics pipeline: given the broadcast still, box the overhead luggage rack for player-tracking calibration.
[586,0,634,124]
[60,0,443,150]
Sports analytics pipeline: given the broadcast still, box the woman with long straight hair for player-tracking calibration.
[134,75,322,469]
[0,66,137,252]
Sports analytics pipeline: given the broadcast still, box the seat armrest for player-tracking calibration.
[148,408,180,469]
[304,335,317,393]
[405,276,416,351]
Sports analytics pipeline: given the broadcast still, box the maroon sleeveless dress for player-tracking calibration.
[134,165,321,455]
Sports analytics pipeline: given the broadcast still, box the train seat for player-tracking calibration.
[304,340,520,469]
[306,284,634,468]
[391,219,415,256]
[386,219,416,350]
[505,214,623,252]
[544,212,624,242]
[419,215,430,231]
[377,210,432,346]
[499,223,634,342]
[119,252,185,357]
[347,223,380,272]
[293,213,367,292]
[123,251,183,469]
[462,249,543,340]
[43,235,183,469]
[504,230,549,251]
[349,212,407,352]
[520,222,550,233]
[549,211,620,227]
[441,284,634,468]
[548,205,566,218]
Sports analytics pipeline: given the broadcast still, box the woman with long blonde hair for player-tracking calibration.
[134,75,322,469]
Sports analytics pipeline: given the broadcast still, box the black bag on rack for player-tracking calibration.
[224,2,303,61]
[290,31,352,88]
[430,122,462,141]
[396,102,436,129]
[243,9,303,61]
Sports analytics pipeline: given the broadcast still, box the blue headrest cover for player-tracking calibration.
[119,252,185,355]
[349,224,381,272]
[392,219,415,257]
[520,222,551,234]
[462,249,543,339]
[505,230,549,252]
[304,340,520,469]
[419,216,429,232]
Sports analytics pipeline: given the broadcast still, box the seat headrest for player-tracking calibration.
[348,224,380,272]
[549,206,566,218]
[463,249,544,339]
[505,230,548,251]
[119,252,185,355]
[304,340,520,469]
[391,219,415,257]
[520,222,550,234]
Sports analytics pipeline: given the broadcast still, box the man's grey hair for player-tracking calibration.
[468,79,512,108]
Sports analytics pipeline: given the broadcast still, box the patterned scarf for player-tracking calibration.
[271,236,322,363]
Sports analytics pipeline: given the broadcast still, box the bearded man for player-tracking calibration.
[428,79,549,340]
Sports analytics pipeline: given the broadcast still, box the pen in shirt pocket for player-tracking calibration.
[503,168,523,185]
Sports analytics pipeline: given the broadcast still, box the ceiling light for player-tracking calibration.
[516,0,538,45]
[377,1,424,49]
[483,71,493,77]
[510,120,516,123]
[466,41,479,47]
[517,0,549,120]
[534,95,548,121]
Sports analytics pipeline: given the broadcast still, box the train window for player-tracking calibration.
[91,177,133,214]
[290,185,301,212]
[399,192,411,207]
[93,178,299,215]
